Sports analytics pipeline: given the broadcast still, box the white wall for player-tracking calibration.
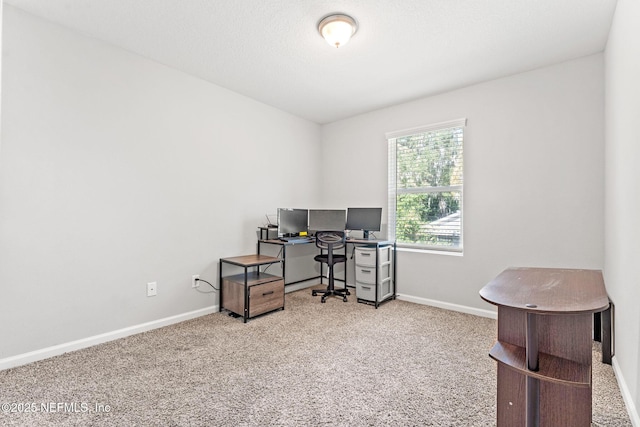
[605,0,640,423]
[0,0,3,153]
[0,6,320,359]
[321,54,605,312]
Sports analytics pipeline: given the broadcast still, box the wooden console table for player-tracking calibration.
[479,267,609,426]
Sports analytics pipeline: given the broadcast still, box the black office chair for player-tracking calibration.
[312,231,349,303]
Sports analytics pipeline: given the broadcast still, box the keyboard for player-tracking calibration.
[280,236,312,243]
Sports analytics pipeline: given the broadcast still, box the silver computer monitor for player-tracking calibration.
[308,209,346,232]
[277,208,308,237]
[346,207,382,239]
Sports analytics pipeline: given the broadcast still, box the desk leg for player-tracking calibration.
[602,302,613,365]
[282,245,288,285]
[526,312,540,427]
[319,248,323,286]
[243,266,249,323]
[374,245,379,308]
[393,242,397,300]
[219,260,224,313]
[594,303,614,365]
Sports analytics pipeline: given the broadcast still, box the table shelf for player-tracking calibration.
[223,272,282,287]
[489,341,591,388]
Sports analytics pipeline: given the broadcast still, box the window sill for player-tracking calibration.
[396,247,463,257]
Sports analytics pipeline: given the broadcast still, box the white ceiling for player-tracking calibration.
[5,0,618,124]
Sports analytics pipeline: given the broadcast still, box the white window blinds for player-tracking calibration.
[387,119,466,251]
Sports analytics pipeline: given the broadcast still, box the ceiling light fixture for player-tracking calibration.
[318,14,358,48]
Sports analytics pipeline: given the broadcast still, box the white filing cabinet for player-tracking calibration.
[355,245,393,306]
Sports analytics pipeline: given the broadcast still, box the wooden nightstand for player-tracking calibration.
[219,254,284,323]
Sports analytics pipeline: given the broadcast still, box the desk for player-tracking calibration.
[257,238,396,305]
[479,267,609,426]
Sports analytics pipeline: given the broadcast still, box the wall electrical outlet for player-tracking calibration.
[192,275,200,288]
[147,281,157,297]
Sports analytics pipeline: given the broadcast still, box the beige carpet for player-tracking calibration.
[0,287,631,426]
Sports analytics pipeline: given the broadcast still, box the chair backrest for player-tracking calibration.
[315,231,346,252]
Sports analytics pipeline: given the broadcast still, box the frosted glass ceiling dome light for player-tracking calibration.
[318,14,358,48]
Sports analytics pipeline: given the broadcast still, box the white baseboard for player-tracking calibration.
[396,293,497,319]
[284,279,319,294]
[612,357,640,426]
[0,305,218,371]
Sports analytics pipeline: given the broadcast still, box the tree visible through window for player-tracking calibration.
[387,119,465,251]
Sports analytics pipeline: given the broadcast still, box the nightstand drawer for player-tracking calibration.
[249,279,284,317]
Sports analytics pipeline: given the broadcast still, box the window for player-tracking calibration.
[387,118,466,252]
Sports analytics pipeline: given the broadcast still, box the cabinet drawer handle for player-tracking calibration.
[361,269,372,273]
[262,290,274,296]
[362,286,372,290]
[361,253,371,256]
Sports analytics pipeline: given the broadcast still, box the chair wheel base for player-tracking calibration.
[313,287,349,303]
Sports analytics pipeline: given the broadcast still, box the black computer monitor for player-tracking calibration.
[346,207,382,239]
[277,208,308,237]
[308,209,346,232]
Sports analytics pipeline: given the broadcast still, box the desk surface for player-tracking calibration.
[346,238,394,245]
[479,267,609,314]
[260,237,394,246]
[261,238,314,246]
[220,254,282,267]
